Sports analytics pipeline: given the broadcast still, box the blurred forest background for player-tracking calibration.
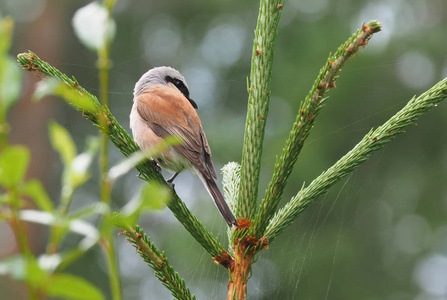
[1,0,447,299]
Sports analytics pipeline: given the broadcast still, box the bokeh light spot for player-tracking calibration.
[414,254,447,297]
[397,51,435,89]
[142,15,182,64]
[200,19,246,68]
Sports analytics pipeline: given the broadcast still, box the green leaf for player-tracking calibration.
[0,55,22,112]
[68,137,100,189]
[116,181,170,226]
[56,83,99,114]
[0,255,103,300]
[107,150,149,184]
[72,2,116,51]
[0,146,30,188]
[0,16,13,55]
[0,255,49,286]
[20,179,54,212]
[0,17,19,113]
[48,120,76,167]
[68,202,109,221]
[34,78,99,114]
[69,154,92,189]
[19,210,99,241]
[140,183,170,210]
[26,257,48,288]
[45,273,105,300]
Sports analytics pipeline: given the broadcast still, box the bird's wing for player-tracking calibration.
[135,86,217,179]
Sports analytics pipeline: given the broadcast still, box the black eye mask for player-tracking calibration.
[165,76,198,109]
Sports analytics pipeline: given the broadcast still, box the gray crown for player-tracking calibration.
[134,66,188,97]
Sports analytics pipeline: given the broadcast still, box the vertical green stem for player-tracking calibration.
[0,16,13,149]
[97,1,121,299]
[237,0,284,221]
[98,46,110,205]
[46,185,74,254]
[101,181,122,300]
[8,189,40,300]
[0,109,8,148]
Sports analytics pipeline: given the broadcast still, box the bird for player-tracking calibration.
[130,66,239,228]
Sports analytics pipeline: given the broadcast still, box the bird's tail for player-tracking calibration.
[201,176,239,228]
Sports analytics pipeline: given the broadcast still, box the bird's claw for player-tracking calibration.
[166,172,179,189]
[167,181,175,189]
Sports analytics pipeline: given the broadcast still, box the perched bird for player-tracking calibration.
[130,66,239,227]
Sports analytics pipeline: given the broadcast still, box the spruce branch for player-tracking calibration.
[119,225,196,300]
[222,162,241,254]
[264,77,447,242]
[253,21,382,237]
[17,51,226,259]
[237,0,285,221]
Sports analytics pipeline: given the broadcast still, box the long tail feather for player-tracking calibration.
[201,176,239,228]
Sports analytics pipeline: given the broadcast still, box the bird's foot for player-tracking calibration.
[167,172,179,189]
[167,181,175,189]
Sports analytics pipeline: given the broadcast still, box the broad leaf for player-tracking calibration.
[45,273,105,300]
[0,255,47,286]
[140,183,170,210]
[21,179,54,212]
[0,146,30,188]
[116,181,170,226]
[0,55,22,112]
[48,121,76,167]
[34,78,99,114]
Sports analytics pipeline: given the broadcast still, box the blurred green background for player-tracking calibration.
[1,0,447,298]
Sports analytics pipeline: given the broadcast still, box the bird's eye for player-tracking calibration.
[166,76,189,97]
[165,75,197,109]
[173,79,183,89]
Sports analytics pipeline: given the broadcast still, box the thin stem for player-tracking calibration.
[8,189,40,299]
[103,231,122,300]
[0,109,8,148]
[98,46,110,206]
[46,184,74,254]
[97,2,122,298]
[264,77,447,242]
[0,16,13,149]
[99,178,122,300]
